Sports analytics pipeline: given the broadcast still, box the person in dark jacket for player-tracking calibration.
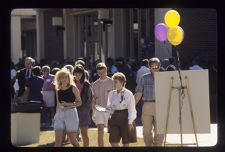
[25,66,47,127]
[73,64,93,147]
[14,57,35,102]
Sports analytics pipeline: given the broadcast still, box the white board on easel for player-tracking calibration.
[155,70,211,134]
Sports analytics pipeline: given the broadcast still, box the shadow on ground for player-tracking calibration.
[37,142,55,147]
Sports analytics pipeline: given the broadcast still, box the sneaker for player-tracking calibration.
[62,137,70,145]
[77,136,81,142]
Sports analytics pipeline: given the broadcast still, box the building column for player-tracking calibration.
[11,15,22,64]
[154,8,172,60]
[112,9,126,58]
[36,9,45,63]
[107,12,114,59]
[63,9,76,60]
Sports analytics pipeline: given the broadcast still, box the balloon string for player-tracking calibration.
[175,47,185,100]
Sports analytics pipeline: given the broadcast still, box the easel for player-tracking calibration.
[163,47,199,147]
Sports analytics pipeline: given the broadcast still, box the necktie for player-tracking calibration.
[26,69,29,79]
[28,69,31,78]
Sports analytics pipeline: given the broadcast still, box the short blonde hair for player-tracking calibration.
[111,72,126,86]
[54,68,75,90]
[96,62,107,70]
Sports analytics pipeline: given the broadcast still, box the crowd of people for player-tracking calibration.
[10,55,204,147]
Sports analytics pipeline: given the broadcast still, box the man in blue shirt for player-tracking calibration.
[134,57,164,146]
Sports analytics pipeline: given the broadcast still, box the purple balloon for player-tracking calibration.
[154,23,168,42]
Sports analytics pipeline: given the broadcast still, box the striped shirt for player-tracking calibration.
[135,73,155,101]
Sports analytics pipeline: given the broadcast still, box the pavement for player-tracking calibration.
[40,115,217,147]
[89,124,217,147]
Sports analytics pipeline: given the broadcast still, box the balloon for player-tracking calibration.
[167,26,184,46]
[154,23,168,42]
[164,10,180,28]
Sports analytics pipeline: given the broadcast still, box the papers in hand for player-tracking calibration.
[95,105,113,114]
[95,105,106,112]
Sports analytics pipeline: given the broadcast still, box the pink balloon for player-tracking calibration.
[154,23,168,42]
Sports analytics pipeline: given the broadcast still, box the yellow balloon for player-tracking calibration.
[167,26,184,46]
[164,10,180,28]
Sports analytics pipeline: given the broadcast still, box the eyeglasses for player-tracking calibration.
[150,66,159,70]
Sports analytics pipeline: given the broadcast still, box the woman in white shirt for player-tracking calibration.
[107,72,137,147]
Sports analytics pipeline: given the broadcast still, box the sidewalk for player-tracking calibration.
[90,124,217,147]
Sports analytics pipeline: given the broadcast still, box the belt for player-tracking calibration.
[29,100,41,103]
[42,90,54,92]
[114,109,128,113]
[59,105,76,109]
[144,100,155,102]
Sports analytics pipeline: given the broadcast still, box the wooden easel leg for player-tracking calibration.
[163,77,174,147]
[178,88,183,146]
[184,76,199,146]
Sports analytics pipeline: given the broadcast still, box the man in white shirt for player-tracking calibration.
[189,58,204,70]
[11,62,17,101]
[161,58,176,71]
[136,59,150,85]
[189,65,204,70]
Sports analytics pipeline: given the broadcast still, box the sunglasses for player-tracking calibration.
[150,66,159,70]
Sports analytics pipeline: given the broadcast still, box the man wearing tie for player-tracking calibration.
[14,57,35,102]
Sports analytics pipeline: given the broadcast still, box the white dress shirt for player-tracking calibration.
[13,79,19,92]
[107,87,137,124]
[189,65,204,70]
[11,69,17,80]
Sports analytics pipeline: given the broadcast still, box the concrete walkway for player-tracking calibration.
[90,124,217,147]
